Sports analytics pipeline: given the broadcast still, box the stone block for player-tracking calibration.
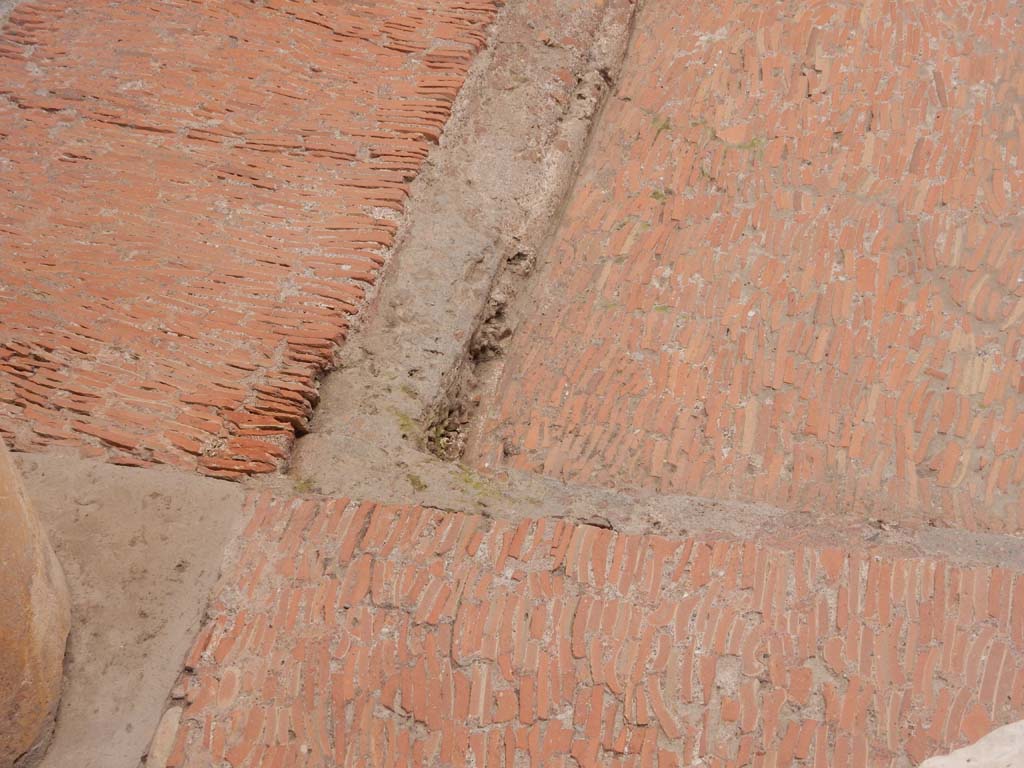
[0,445,70,767]
[920,720,1024,768]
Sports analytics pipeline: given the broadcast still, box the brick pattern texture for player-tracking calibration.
[467,0,1024,532]
[169,494,1024,767]
[0,0,497,477]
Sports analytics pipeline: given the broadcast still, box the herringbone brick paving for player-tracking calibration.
[467,0,1024,533]
[0,0,497,477]
[169,494,1024,767]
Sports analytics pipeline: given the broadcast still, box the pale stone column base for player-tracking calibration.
[920,720,1024,767]
[0,445,71,768]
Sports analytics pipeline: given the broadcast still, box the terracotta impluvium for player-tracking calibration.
[0,444,70,768]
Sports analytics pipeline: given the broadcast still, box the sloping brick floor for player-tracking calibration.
[467,0,1024,532]
[168,493,1024,767]
[6,0,1023,764]
[0,0,497,478]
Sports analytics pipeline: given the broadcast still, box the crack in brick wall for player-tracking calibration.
[466,0,1024,532]
[168,494,1024,767]
[0,0,499,478]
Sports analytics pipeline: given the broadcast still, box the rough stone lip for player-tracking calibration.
[918,719,1024,767]
[145,706,183,768]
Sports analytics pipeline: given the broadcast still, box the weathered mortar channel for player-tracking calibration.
[423,61,630,461]
[283,0,643,504]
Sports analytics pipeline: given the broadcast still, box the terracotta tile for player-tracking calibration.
[0,0,497,473]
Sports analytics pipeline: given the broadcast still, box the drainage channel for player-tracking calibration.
[278,0,641,516]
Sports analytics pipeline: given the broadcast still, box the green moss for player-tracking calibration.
[729,136,766,151]
[615,216,652,232]
[406,473,427,492]
[652,114,672,140]
[456,464,498,498]
[393,409,419,439]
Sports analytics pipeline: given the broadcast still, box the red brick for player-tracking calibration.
[167,477,1024,768]
[465,0,1024,535]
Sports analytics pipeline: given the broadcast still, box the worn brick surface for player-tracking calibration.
[468,0,1024,532]
[0,0,497,477]
[171,494,1024,767]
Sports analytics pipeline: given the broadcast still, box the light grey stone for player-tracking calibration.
[920,720,1024,768]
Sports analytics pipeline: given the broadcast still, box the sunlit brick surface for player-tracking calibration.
[468,0,1024,531]
[169,495,1024,767]
[0,0,496,477]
